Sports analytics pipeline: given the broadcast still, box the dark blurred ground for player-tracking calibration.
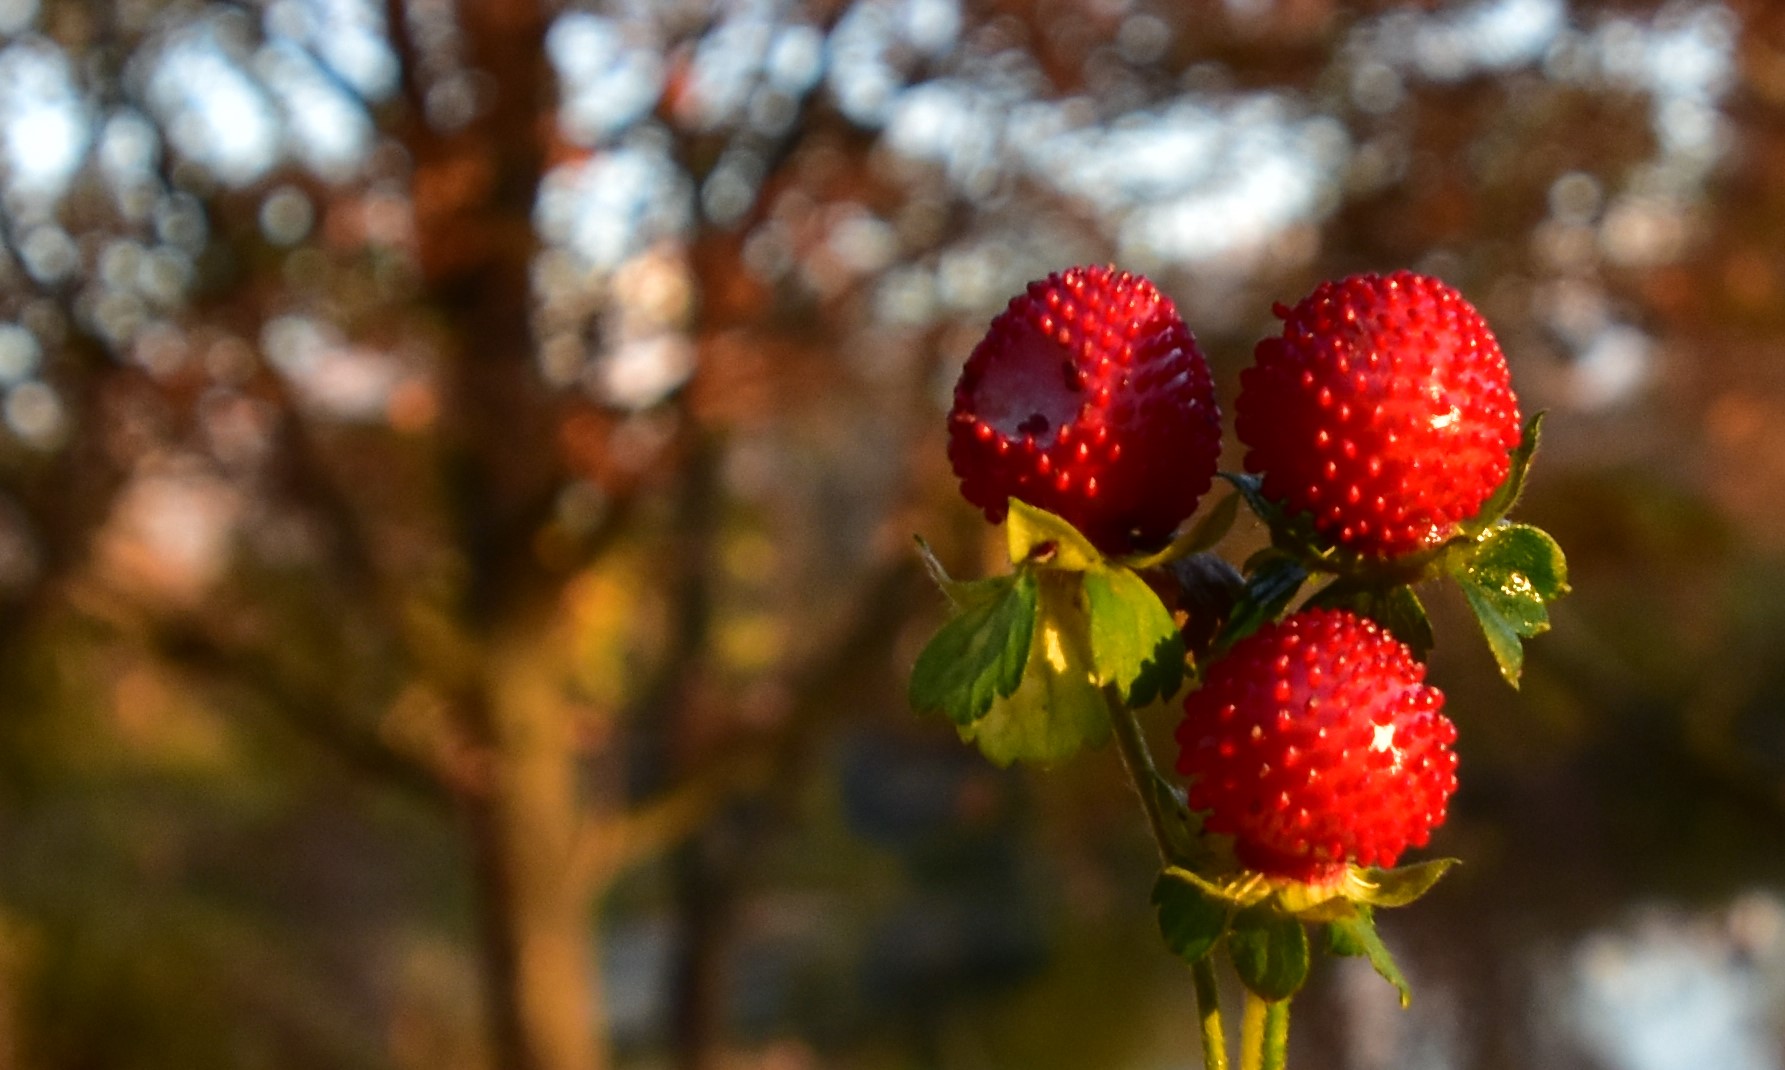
[0,1,1783,1068]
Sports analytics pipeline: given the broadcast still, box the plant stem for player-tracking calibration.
[1264,999,1289,1070]
[1102,685,1180,859]
[1192,953,1230,1070]
[1103,686,1228,1070]
[1239,993,1289,1070]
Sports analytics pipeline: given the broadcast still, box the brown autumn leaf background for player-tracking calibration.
[0,1,1782,1068]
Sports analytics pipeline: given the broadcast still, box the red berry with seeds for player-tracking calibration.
[1175,608,1458,885]
[948,265,1221,556]
[1235,271,1520,558]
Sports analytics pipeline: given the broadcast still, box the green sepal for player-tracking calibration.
[1006,499,1102,570]
[1326,906,1412,1008]
[914,536,1007,610]
[1084,565,1186,707]
[1222,471,1283,532]
[1221,471,1325,557]
[1159,865,1272,910]
[1269,878,1361,923]
[1307,581,1434,659]
[1153,868,1229,967]
[909,569,1039,725]
[1449,522,1570,686]
[1347,858,1458,908]
[1156,859,1454,923]
[957,570,1109,766]
[1228,908,1310,1002]
[1120,490,1241,570]
[1217,551,1308,650]
[1463,411,1545,537]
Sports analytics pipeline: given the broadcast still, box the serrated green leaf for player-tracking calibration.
[1309,582,1434,659]
[959,570,1110,766]
[913,536,1006,610]
[1348,858,1458,908]
[1466,411,1546,535]
[1469,524,1570,608]
[1451,523,1570,686]
[1122,491,1242,570]
[1460,580,1526,685]
[1006,499,1103,570]
[1327,908,1412,1008]
[1153,869,1229,966]
[909,570,1038,725]
[1083,566,1185,707]
[1218,554,1308,650]
[1229,910,1310,1002]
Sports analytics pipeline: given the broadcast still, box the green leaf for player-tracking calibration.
[913,536,1006,610]
[959,570,1110,766]
[1006,499,1102,570]
[1348,858,1458,908]
[1084,566,1186,707]
[1153,869,1229,966]
[1218,553,1308,650]
[1228,910,1311,1002]
[1451,523,1570,686]
[1469,524,1570,609]
[1326,908,1412,1008]
[1465,411,1545,535]
[1459,580,1525,684]
[1122,491,1241,570]
[1309,582,1434,659]
[909,570,1039,725]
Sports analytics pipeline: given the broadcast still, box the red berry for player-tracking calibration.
[1235,271,1520,558]
[1175,608,1458,885]
[948,265,1221,556]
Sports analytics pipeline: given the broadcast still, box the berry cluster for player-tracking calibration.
[946,265,1513,882]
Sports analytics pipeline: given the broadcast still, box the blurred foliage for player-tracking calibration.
[0,0,1782,1068]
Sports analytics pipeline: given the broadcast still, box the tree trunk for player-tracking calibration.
[385,0,602,1064]
[463,644,606,1070]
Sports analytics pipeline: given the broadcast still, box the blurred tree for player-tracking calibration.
[0,1,1782,1069]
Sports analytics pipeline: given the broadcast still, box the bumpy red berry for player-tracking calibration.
[1175,608,1457,885]
[1236,271,1520,558]
[948,265,1221,556]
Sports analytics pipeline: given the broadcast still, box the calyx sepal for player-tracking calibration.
[1156,856,1457,923]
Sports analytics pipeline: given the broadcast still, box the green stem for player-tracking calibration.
[1239,993,1289,1070]
[1103,686,1228,1070]
[1264,998,1289,1070]
[1193,957,1230,1070]
[1103,685,1181,856]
